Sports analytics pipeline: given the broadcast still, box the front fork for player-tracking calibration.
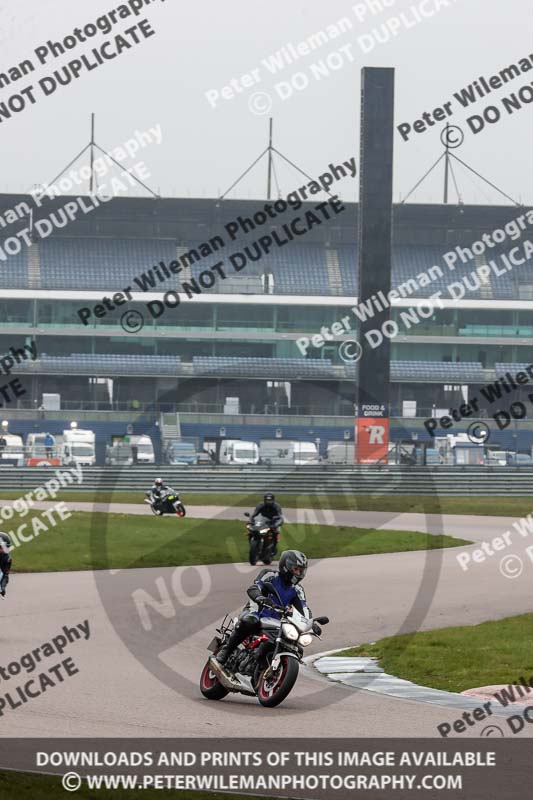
[264,638,301,676]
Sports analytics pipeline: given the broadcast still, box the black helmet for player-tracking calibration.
[279,550,308,585]
[0,533,11,552]
[264,492,275,504]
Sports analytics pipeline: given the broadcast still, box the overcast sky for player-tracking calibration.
[0,0,530,206]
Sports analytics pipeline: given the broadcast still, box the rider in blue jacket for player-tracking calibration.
[215,550,309,667]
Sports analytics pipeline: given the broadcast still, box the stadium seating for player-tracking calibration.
[494,363,533,376]
[193,356,335,378]
[0,244,28,288]
[40,238,177,289]
[11,351,488,384]
[391,360,486,382]
[338,244,493,299]
[15,353,182,375]
[32,235,529,301]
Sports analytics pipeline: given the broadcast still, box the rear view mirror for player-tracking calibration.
[244,512,250,518]
[315,616,329,625]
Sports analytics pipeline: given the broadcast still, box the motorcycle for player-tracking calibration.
[200,604,329,708]
[244,512,279,566]
[144,488,186,517]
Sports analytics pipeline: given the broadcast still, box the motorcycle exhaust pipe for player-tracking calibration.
[208,657,254,695]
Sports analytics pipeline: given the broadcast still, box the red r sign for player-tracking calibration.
[355,417,389,464]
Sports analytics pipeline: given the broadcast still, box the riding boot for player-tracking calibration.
[215,627,246,665]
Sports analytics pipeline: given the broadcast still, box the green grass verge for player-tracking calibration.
[334,613,533,693]
[0,491,529,517]
[0,772,266,800]
[9,512,471,573]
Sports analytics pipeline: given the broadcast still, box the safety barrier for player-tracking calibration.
[0,465,531,496]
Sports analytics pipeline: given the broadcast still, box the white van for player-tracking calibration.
[129,435,155,464]
[259,440,319,465]
[327,441,355,465]
[219,439,259,465]
[292,441,319,465]
[259,440,293,465]
[0,434,24,466]
[166,440,197,465]
[106,435,155,465]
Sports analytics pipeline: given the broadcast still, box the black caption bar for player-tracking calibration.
[0,738,530,799]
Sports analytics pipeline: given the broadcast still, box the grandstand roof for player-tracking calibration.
[0,193,530,245]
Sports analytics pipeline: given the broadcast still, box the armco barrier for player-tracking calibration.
[0,465,531,495]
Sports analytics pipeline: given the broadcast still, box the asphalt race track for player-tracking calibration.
[0,505,532,739]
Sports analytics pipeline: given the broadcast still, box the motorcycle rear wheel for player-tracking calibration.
[257,655,299,707]
[199,659,229,700]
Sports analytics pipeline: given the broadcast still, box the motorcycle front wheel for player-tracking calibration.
[175,503,186,517]
[257,655,299,707]
[249,538,261,566]
[199,659,229,700]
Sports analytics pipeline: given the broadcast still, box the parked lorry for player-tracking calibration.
[62,428,96,466]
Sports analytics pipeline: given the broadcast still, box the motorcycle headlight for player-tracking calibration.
[298,634,313,647]
[281,623,299,641]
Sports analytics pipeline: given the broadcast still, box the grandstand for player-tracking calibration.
[1,192,533,457]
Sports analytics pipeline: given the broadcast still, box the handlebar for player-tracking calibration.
[261,601,329,624]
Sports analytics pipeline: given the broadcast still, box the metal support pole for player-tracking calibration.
[267,118,273,200]
[90,113,95,194]
[443,122,450,204]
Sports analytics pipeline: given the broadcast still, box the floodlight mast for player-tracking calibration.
[38,114,160,199]
[402,121,520,206]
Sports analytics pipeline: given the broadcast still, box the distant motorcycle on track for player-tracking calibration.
[244,512,280,566]
[145,488,186,517]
